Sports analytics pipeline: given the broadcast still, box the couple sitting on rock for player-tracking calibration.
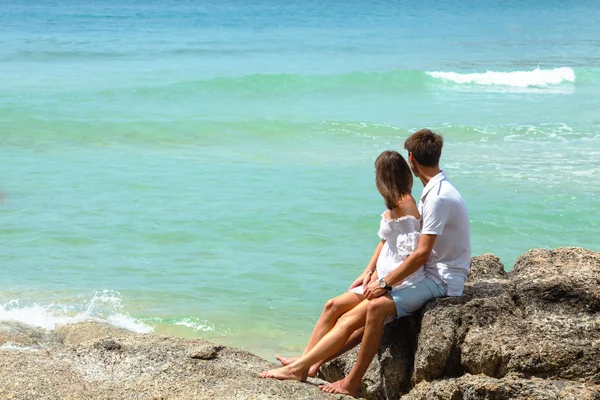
[259,128,471,397]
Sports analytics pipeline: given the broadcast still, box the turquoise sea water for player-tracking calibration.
[2,0,599,357]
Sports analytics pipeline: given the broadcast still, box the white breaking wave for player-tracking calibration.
[427,67,575,87]
[174,317,215,332]
[0,290,152,333]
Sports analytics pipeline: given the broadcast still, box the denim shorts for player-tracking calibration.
[390,277,447,318]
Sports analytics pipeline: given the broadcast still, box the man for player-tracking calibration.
[320,128,471,397]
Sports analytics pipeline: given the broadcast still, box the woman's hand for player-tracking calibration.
[361,270,374,288]
[349,274,365,290]
[364,280,387,300]
[370,270,379,284]
[363,270,378,289]
[349,269,374,291]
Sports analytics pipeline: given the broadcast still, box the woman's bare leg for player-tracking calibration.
[303,291,364,353]
[320,294,397,397]
[277,326,364,376]
[260,299,369,381]
[276,291,364,374]
[311,326,364,372]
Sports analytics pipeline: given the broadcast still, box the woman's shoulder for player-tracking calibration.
[382,209,392,220]
[398,195,420,220]
[384,209,420,223]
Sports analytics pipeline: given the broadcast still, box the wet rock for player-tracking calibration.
[0,322,48,347]
[53,322,128,345]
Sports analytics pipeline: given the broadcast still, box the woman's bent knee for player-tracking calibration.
[323,298,340,317]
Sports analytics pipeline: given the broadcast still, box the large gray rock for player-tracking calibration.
[322,248,600,399]
[407,254,515,385]
[0,322,352,400]
[401,373,600,400]
[510,247,600,314]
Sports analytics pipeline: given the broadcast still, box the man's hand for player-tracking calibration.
[364,280,387,300]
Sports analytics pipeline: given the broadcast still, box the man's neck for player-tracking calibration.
[418,166,442,187]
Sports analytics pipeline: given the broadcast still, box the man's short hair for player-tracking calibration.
[404,129,443,167]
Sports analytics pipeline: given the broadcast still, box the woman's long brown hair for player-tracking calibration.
[375,150,413,210]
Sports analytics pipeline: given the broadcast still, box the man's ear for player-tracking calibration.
[408,152,420,177]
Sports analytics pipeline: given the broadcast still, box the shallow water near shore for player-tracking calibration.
[1,0,599,358]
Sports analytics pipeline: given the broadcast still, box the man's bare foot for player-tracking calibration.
[275,354,299,366]
[258,366,308,382]
[319,378,359,397]
[275,355,319,377]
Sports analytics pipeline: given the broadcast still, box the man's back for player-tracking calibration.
[419,171,471,296]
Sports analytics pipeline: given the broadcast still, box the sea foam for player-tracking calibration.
[0,291,152,333]
[427,67,575,87]
[174,317,215,332]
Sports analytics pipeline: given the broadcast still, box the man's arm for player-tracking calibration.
[363,234,437,299]
[385,234,436,286]
[383,195,448,286]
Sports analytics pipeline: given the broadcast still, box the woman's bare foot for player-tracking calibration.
[258,366,308,382]
[275,354,299,366]
[319,378,359,397]
[275,355,320,377]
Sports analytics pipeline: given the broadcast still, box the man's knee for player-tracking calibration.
[366,297,394,322]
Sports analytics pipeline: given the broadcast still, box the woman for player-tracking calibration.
[260,150,424,381]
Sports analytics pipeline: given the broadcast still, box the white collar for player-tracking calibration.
[420,171,446,200]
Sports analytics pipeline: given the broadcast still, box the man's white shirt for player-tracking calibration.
[419,171,471,296]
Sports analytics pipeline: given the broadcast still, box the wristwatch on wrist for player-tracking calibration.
[378,278,392,291]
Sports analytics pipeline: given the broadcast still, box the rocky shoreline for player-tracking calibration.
[1,247,599,399]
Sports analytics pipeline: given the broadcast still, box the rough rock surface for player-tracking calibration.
[0,322,350,400]
[2,247,599,399]
[319,247,600,399]
[402,373,599,400]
